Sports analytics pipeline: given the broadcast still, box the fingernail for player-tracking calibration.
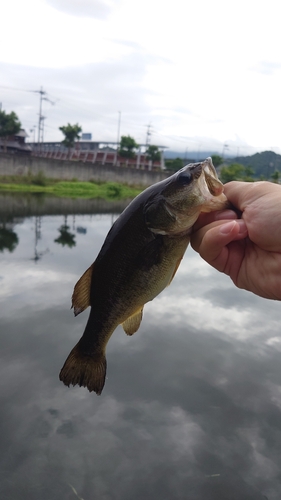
[236,219,247,235]
[220,220,247,235]
[219,221,236,234]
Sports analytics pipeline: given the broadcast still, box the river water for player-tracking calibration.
[0,193,280,500]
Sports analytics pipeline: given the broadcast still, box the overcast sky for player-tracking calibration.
[1,0,281,156]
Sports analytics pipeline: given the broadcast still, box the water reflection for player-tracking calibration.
[55,216,76,248]
[0,224,19,252]
[0,194,280,500]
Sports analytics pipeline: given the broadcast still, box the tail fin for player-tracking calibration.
[59,343,107,395]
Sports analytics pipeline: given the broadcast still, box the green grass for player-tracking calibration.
[0,174,143,200]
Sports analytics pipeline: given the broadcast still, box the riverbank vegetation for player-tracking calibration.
[0,173,143,200]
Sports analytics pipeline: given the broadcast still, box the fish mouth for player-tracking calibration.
[196,158,228,213]
[201,158,224,197]
[182,158,223,197]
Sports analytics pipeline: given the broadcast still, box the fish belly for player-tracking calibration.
[112,233,191,327]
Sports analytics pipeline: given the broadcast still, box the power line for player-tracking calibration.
[0,83,58,144]
[0,84,32,93]
[0,84,59,102]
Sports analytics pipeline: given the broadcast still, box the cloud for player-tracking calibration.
[252,60,281,76]
[0,51,169,145]
[46,0,121,19]
[1,211,281,498]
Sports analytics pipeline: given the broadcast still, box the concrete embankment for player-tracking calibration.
[0,153,169,187]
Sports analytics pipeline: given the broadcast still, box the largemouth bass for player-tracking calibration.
[60,157,228,394]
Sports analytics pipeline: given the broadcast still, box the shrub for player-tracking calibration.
[106,182,122,198]
[31,171,47,186]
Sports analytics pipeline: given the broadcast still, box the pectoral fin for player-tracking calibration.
[144,197,176,234]
[72,264,94,316]
[122,307,144,336]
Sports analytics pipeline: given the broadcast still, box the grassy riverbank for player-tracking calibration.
[0,173,143,200]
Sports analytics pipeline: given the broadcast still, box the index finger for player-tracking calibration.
[223,181,281,210]
[193,209,238,232]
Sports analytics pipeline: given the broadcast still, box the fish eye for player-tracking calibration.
[176,170,193,186]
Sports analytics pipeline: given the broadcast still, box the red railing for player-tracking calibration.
[32,148,162,170]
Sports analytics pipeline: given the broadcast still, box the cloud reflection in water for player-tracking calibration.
[0,208,280,500]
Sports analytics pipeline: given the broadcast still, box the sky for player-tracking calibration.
[1,0,281,157]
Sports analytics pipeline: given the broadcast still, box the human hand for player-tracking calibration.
[191,181,281,300]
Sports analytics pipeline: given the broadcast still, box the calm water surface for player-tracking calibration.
[0,194,280,500]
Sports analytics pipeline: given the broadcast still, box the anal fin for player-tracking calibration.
[72,264,94,316]
[122,307,144,336]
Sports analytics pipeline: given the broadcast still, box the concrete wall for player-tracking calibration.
[0,153,169,187]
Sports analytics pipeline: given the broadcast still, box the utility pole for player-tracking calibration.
[184,147,188,164]
[31,86,55,149]
[117,111,121,149]
[222,143,229,159]
[29,126,37,144]
[41,116,46,144]
[145,123,152,151]
[115,111,121,166]
[37,87,46,146]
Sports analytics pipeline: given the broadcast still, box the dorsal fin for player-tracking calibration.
[122,307,144,336]
[72,264,94,316]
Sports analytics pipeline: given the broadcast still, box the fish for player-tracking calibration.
[59,157,228,395]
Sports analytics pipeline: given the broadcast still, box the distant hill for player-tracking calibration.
[164,149,281,179]
[164,150,227,162]
[226,151,281,179]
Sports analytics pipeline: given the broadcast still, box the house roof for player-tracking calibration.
[16,129,28,138]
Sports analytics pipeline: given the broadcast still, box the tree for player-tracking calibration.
[0,110,21,152]
[165,157,184,172]
[243,166,255,182]
[0,226,19,252]
[54,216,76,248]
[211,155,223,168]
[146,145,161,164]
[271,170,280,183]
[118,135,139,159]
[220,163,245,183]
[59,123,82,153]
